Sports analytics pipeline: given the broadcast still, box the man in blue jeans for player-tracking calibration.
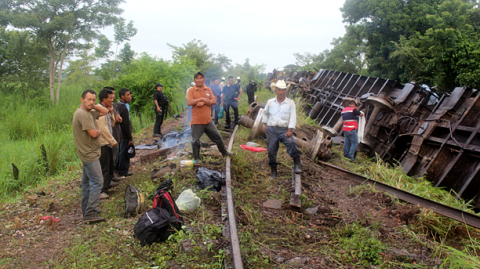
[341,99,364,162]
[116,88,134,177]
[72,89,108,223]
[262,80,302,180]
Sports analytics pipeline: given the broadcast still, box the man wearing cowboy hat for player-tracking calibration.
[341,98,364,162]
[262,80,302,180]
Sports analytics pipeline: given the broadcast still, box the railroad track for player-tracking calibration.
[317,160,480,229]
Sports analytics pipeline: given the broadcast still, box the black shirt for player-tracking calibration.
[223,84,240,102]
[154,91,168,110]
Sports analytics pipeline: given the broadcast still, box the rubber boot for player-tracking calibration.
[293,156,301,174]
[270,166,277,181]
[192,143,201,165]
[217,142,233,157]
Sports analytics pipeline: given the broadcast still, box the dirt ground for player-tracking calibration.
[0,115,474,268]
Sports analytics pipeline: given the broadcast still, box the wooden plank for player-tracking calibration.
[290,168,301,207]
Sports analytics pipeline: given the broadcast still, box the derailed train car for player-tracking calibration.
[291,69,480,207]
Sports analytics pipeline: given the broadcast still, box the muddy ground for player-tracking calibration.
[0,115,475,268]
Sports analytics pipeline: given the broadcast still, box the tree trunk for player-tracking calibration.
[55,37,70,105]
[111,42,119,87]
[49,44,56,105]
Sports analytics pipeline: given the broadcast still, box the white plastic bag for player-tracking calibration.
[175,189,201,213]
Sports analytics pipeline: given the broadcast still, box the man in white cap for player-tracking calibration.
[262,80,302,180]
[220,77,226,91]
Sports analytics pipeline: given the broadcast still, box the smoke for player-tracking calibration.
[160,126,192,148]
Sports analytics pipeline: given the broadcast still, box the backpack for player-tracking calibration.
[124,185,145,218]
[152,190,183,231]
[133,207,181,246]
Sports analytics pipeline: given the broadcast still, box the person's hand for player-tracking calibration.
[128,141,134,145]
[285,130,293,138]
[157,107,161,112]
[108,105,114,113]
[360,111,365,117]
[113,143,118,148]
[264,124,268,132]
[115,114,122,123]
[234,97,239,101]
[197,101,205,107]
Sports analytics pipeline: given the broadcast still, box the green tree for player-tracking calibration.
[64,48,96,88]
[110,20,137,86]
[1,0,124,104]
[168,39,214,72]
[119,42,136,65]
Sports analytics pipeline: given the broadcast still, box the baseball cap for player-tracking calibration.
[194,72,204,79]
[155,83,163,88]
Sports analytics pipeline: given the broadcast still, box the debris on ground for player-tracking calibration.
[176,189,201,213]
[196,167,225,192]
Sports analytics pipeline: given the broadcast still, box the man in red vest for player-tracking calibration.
[341,99,364,162]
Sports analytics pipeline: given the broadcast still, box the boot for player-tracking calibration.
[217,143,233,157]
[270,166,277,180]
[293,156,301,174]
[192,143,201,165]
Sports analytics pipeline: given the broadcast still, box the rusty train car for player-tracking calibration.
[294,69,480,206]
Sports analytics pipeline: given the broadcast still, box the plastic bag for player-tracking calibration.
[196,167,225,192]
[240,144,268,152]
[218,107,224,119]
[175,189,201,213]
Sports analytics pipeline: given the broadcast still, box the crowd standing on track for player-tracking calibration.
[96,89,119,200]
[341,99,364,162]
[222,76,242,129]
[116,88,134,177]
[72,89,108,223]
[262,80,302,180]
[186,72,233,165]
[153,83,169,137]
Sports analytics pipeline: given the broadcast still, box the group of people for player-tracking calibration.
[72,87,135,223]
[73,71,364,224]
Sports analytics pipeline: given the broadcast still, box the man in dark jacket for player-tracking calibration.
[210,78,222,124]
[153,83,169,137]
[116,88,134,177]
[222,76,242,128]
[246,80,257,104]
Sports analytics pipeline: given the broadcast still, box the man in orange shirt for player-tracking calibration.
[187,72,233,164]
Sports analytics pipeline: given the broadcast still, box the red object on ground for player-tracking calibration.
[240,145,267,152]
[40,215,60,222]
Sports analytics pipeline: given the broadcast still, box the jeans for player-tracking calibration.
[191,120,228,154]
[211,102,221,122]
[99,146,113,192]
[344,129,358,161]
[117,140,130,175]
[224,101,239,125]
[266,126,302,167]
[153,110,164,135]
[81,160,103,216]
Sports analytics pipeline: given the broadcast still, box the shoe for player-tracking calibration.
[214,120,219,125]
[83,214,105,223]
[270,166,277,181]
[109,181,120,188]
[293,156,301,174]
[111,176,123,182]
[224,124,231,129]
[222,151,233,157]
[99,192,109,200]
[119,172,133,177]
[153,133,162,137]
[192,142,201,164]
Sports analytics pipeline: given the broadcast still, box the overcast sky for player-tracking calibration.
[102,0,346,73]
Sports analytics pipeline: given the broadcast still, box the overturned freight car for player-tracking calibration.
[294,70,480,207]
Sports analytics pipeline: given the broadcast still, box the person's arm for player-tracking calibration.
[119,105,133,142]
[93,104,108,116]
[204,89,216,106]
[186,88,209,106]
[87,129,101,138]
[286,101,297,137]
[235,88,242,100]
[154,100,161,112]
[262,101,270,132]
[97,116,118,147]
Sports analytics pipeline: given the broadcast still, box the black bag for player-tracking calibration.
[124,185,145,218]
[152,189,183,231]
[133,207,181,246]
[196,167,225,192]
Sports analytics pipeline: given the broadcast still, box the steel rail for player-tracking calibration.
[317,160,480,229]
[225,125,243,269]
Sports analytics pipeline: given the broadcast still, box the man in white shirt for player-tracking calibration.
[262,80,302,180]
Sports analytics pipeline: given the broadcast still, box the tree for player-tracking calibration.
[119,42,136,65]
[64,48,96,88]
[0,28,49,100]
[110,20,137,86]
[1,0,124,104]
[168,39,214,72]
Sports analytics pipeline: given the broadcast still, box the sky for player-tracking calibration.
[102,0,347,73]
